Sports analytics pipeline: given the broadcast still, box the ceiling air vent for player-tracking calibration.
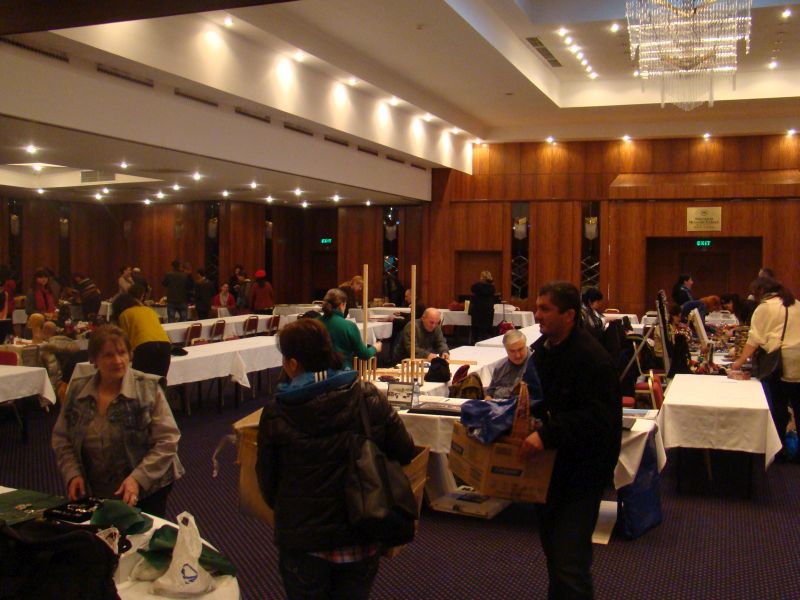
[0,37,69,62]
[386,155,405,164]
[283,122,313,136]
[174,89,218,107]
[324,135,349,147]
[526,37,562,67]
[410,163,428,171]
[96,64,154,87]
[81,171,116,183]
[235,107,271,124]
[357,145,379,157]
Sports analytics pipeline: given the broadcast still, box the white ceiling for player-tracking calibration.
[2,0,799,204]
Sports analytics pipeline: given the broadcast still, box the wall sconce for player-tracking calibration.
[59,217,69,239]
[207,217,218,239]
[265,220,273,240]
[513,217,528,240]
[123,220,132,240]
[584,216,598,240]
[9,214,20,237]
[384,224,397,241]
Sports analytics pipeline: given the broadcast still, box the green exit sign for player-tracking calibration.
[696,240,711,247]
[320,237,333,245]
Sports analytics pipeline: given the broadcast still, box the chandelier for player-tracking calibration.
[626,0,752,111]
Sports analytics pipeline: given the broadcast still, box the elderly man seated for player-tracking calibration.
[394,307,449,362]
[485,329,530,400]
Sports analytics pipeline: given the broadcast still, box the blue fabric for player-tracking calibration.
[617,433,662,539]
[276,369,358,406]
[460,397,518,443]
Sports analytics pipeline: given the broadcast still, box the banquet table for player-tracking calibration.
[476,324,543,348]
[0,365,56,404]
[0,485,240,600]
[656,373,782,467]
[348,307,409,322]
[99,302,168,322]
[162,315,273,344]
[272,304,320,317]
[706,311,739,326]
[439,308,535,328]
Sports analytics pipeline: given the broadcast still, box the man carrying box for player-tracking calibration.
[519,281,621,600]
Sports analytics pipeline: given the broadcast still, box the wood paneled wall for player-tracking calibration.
[218,201,267,290]
[69,202,118,299]
[21,197,60,291]
[337,207,383,299]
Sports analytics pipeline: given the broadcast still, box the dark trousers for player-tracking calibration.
[136,483,173,518]
[196,306,211,320]
[535,489,603,600]
[764,374,800,449]
[167,303,188,323]
[278,549,379,600]
[133,341,172,379]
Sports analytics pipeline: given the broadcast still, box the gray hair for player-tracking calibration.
[502,329,526,347]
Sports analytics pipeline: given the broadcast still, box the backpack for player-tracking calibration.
[0,518,120,600]
[449,372,484,399]
[345,395,418,547]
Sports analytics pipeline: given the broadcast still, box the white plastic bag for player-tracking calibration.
[152,511,215,597]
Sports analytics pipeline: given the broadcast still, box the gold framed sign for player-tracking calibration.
[687,207,721,232]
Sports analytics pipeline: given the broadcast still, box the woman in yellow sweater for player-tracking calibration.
[111,293,172,379]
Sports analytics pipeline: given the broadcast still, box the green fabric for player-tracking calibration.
[321,309,376,369]
[0,489,65,526]
[90,499,153,535]
[138,524,237,576]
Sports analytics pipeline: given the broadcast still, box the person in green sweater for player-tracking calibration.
[319,288,381,370]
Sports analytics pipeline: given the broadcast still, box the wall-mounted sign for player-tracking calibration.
[687,207,721,232]
[320,237,333,245]
[696,240,711,247]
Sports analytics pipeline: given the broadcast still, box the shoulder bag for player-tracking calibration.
[752,306,788,380]
[345,392,418,547]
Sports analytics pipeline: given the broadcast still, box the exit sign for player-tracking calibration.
[696,240,711,247]
[320,237,333,245]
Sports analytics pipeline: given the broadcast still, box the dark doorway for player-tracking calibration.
[645,237,762,307]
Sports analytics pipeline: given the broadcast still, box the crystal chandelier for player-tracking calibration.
[626,0,752,111]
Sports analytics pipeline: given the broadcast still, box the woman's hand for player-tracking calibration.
[68,476,86,500]
[115,476,141,507]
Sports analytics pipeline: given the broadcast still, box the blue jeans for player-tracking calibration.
[535,489,603,600]
[167,302,187,323]
[278,550,379,600]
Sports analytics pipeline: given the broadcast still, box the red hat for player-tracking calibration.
[255,269,267,278]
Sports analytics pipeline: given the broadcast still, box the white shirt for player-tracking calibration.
[748,296,800,382]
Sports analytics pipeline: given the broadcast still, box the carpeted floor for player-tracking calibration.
[3,393,800,600]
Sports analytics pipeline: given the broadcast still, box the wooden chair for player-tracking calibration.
[183,322,203,347]
[209,319,226,342]
[242,315,259,338]
[400,359,425,384]
[354,356,377,381]
[264,315,280,336]
[190,338,209,346]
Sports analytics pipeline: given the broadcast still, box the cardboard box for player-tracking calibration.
[429,486,511,519]
[448,421,555,504]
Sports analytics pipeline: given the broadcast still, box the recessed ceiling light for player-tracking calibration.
[423,113,433,122]
[32,164,42,172]
[25,144,37,154]
[294,51,305,62]
[301,201,308,208]
[782,8,792,19]
[332,194,340,202]
[172,183,180,191]
[589,72,598,79]
[768,60,778,69]
[581,59,588,66]
[473,138,483,145]
[788,129,797,136]
[102,187,109,194]
[157,191,165,199]
[193,171,201,181]
[450,127,461,134]
[557,27,568,37]
[546,136,555,144]
[95,193,103,200]
[144,198,151,205]
[348,77,358,86]
[610,22,621,33]
[224,16,233,27]
[388,97,400,106]
[250,181,257,189]
[366,199,371,206]
[569,45,579,54]
[294,187,302,196]
[222,190,229,197]
[266,196,274,203]
[585,65,593,72]
[576,52,584,60]
[622,134,631,142]
[120,161,128,169]
[564,36,573,45]
[703,132,712,140]
[37,188,44,194]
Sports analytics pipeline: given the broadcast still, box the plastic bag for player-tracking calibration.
[152,512,215,597]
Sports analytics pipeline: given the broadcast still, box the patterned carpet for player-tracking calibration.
[3,394,800,600]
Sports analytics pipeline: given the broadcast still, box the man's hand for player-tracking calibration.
[519,431,544,461]
[115,476,141,507]
[68,476,86,500]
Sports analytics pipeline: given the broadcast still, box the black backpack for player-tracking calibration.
[0,518,120,600]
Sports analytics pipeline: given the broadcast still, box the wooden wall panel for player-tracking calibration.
[450,202,505,250]
[0,199,9,267]
[397,205,423,291]
[69,203,118,300]
[21,198,59,290]
[337,207,383,296]
[218,201,265,287]
[271,206,304,303]
[530,201,582,296]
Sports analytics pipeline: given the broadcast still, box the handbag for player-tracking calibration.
[424,356,450,382]
[751,306,788,380]
[345,393,418,547]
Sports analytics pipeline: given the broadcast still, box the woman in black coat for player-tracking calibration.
[470,270,497,343]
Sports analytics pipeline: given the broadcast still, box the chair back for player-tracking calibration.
[190,338,209,346]
[20,345,40,367]
[605,308,620,313]
[265,315,280,335]
[242,315,259,337]
[0,350,19,366]
[210,319,226,342]
[649,370,665,409]
[184,322,203,346]
[400,359,425,384]
[354,356,377,381]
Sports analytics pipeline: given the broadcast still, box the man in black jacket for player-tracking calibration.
[520,281,621,600]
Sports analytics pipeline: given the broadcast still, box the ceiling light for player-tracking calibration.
[120,161,128,169]
[25,144,37,154]
[222,190,229,197]
[102,187,109,194]
[546,136,555,144]
[622,135,631,142]
[95,193,103,200]
[193,171,201,181]
[172,183,180,191]
[473,138,482,145]
[585,65,593,72]
[37,188,44,194]
[389,96,400,106]
[266,195,274,203]
[557,28,568,37]
[611,22,621,33]
[768,60,778,69]
[294,187,302,196]
[703,132,712,140]
[32,164,42,172]
[157,191,165,199]
[782,8,792,19]
[366,200,371,206]
[144,198,151,205]
[332,194,340,202]
[250,181,257,189]
[224,16,233,27]
[589,72,598,79]
[788,129,797,136]
[581,59,588,66]
[564,36,573,45]
[569,45,579,54]
[423,113,433,122]
[294,51,305,62]
[576,52,584,59]
[450,127,461,134]
[348,77,358,86]
[301,201,308,208]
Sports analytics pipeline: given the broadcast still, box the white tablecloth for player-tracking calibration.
[706,312,739,326]
[162,315,273,344]
[440,309,535,328]
[604,313,639,324]
[615,419,667,488]
[447,345,509,387]
[656,373,782,467]
[349,307,409,322]
[100,302,167,322]
[0,365,56,404]
[72,337,282,389]
[476,324,543,348]
[272,304,319,317]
